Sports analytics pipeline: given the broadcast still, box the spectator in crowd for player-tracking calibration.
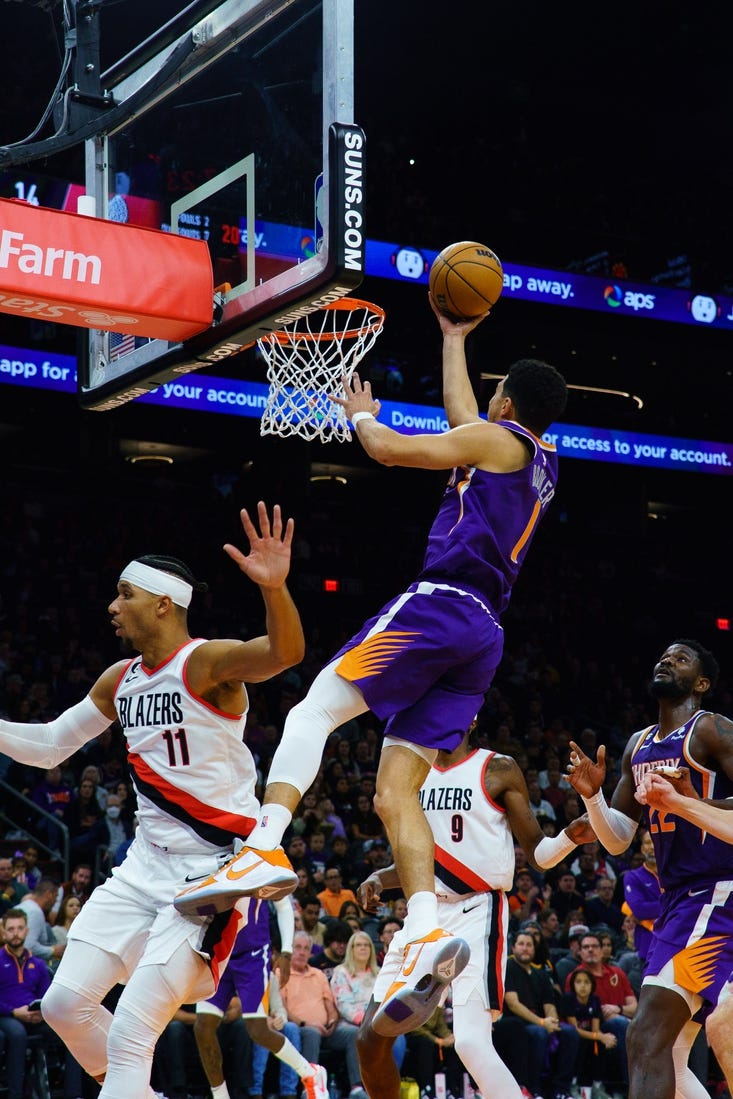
[306,828,330,887]
[557,790,584,830]
[18,878,65,967]
[0,907,52,1099]
[348,793,383,845]
[550,870,585,927]
[11,854,28,890]
[99,791,132,872]
[309,920,352,981]
[50,863,93,922]
[326,833,358,890]
[571,842,616,884]
[403,1004,463,1097]
[280,931,367,1099]
[287,835,316,879]
[565,933,637,1090]
[537,907,563,958]
[504,931,580,1099]
[614,919,643,1000]
[375,917,403,966]
[338,900,363,934]
[0,855,28,917]
[0,907,83,1099]
[318,796,348,842]
[19,845,42,892]
[77,764,108,812]
[331,931,406,1068]
[584,878,624,935]
[508,868,545,927]
[619,828,658,973]
[354,836,391,889]
[597,930,617,966]
[527,777,557,824]
[51,894,81,952]
[299,894,328,948]
[114,779,136,829]
[390,896,408,922]
[555,924,590,988]
[539,756,572,812]
[293,866,319,910]
[317,867,359,919]
[573,850,605,901]
[289,789,322,837]
[66,774,109,869]
[31,765,73,851]
[560,967,617,1099]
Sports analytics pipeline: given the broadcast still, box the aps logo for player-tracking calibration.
[604,284,655,312]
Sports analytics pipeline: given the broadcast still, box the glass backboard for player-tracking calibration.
[77,0,364,410]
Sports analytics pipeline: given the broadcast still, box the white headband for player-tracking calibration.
[119,561,193,608]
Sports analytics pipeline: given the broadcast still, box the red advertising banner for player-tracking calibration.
[0,198,213,341]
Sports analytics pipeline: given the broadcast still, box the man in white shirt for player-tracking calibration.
[19,878,65,965]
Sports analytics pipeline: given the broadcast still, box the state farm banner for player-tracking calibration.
[0,198,213,341]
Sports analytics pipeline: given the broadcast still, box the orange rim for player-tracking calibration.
[265,297,386,345]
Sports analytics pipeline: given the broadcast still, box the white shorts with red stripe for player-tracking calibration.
[373,889,508,1010]
[68,832,244,988]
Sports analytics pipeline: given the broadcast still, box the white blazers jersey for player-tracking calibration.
[419,748,515,895]
[114,638,259,855]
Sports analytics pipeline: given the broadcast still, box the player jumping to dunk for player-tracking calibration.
[176,297,569,1035]
[0,503,306,1099]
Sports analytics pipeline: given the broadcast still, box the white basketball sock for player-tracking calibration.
[403,891,439,938]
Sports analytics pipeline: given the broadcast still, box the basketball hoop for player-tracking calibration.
[258,297,386,442]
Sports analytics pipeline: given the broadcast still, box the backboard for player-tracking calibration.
[76,0,364,410]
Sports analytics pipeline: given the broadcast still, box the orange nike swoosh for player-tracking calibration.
[402,943,424,977]
[226,857,264,881]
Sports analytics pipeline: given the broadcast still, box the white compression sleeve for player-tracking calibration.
[582,790,639,854]
[534,831,577,869]
[0,696,111,767]
[274,896,295,954]
[266,660,368,795]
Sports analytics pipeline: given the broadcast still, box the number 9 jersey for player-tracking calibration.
[419,747,515,897]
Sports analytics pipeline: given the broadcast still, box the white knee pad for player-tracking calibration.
[42,982,111,1080]
[267,662,367,793]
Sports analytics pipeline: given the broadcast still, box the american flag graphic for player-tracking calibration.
[109,331,136,360]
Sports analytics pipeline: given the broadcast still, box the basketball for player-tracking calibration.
[429,241,504,321]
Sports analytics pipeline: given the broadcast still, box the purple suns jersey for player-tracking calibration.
[418,420,559,614]
[630,711,733,890]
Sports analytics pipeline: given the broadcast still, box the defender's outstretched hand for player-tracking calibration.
[567,741,607,799]
[223,502,294,589]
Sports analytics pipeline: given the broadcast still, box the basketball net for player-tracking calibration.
[258,297,386,442]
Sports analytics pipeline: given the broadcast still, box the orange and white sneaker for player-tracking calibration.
[302,1063,329,1099]
[173,846,298,916]
[372,928,469,1037]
